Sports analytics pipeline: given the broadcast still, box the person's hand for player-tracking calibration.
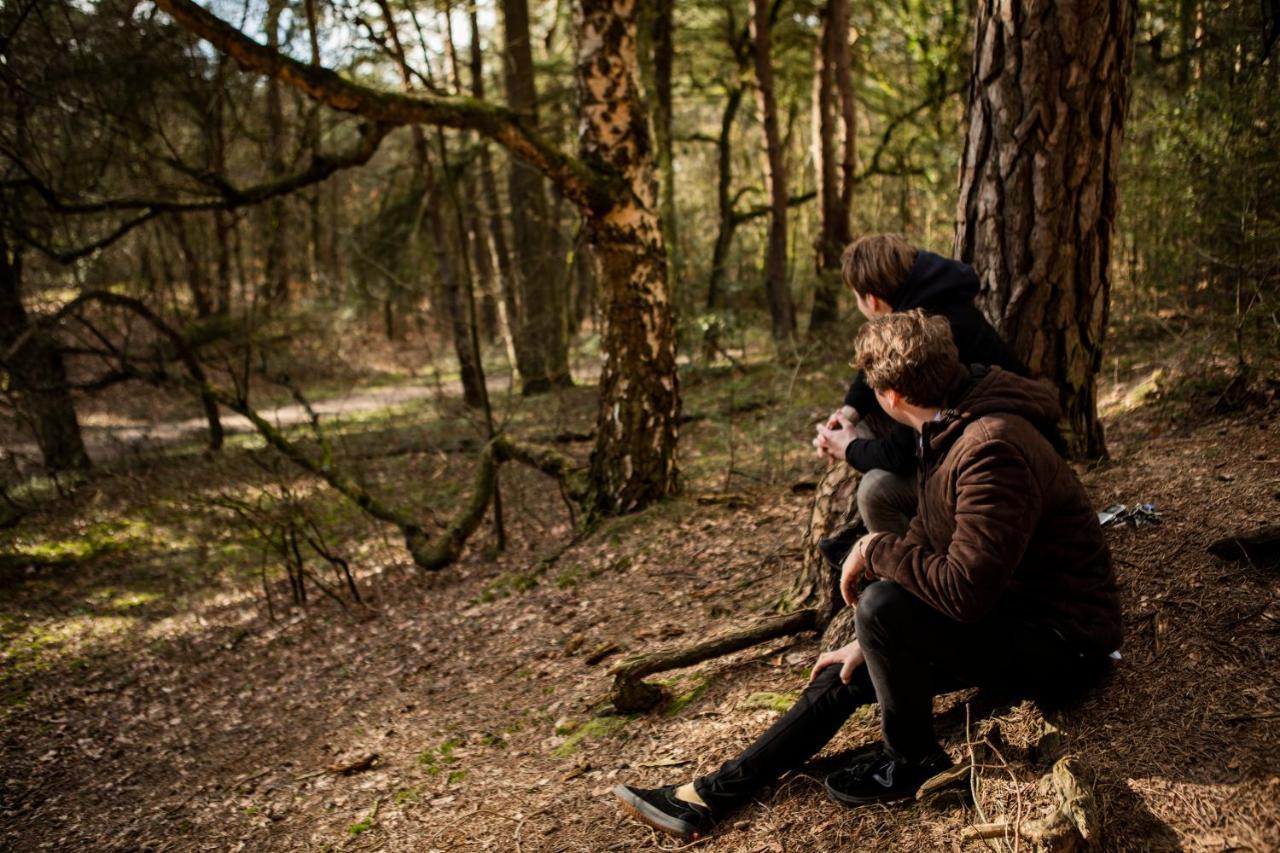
[811,431,839,463]
[814,412,856,464]
[808,640,866,685]
[824,405,859,431]
[840,534,877,606]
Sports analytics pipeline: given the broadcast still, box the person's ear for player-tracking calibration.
[869,294,889,316]
[883,389,902,411]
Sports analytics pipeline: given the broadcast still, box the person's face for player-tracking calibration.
[855,290,891,320]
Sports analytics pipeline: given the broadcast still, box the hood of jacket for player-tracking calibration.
[891,250,981,311]
[925,366,1064,459]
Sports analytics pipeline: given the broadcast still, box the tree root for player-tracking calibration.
[607,609,820,713]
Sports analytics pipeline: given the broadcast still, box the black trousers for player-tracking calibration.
[692,581,1109,815]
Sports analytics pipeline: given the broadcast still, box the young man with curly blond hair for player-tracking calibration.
[814,234,1026,540]
[614,311,1121,842]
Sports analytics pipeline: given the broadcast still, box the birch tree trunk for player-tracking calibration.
[579,0,680,514]
[955,0,1137,458]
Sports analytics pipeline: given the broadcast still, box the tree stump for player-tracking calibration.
[787,461,863,648]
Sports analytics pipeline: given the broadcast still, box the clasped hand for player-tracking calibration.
[812,406,858,464]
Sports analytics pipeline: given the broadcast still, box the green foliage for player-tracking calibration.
[741,691,799,713]
[551,716,631,758]
[476,572,538,603]
[417,737,462,775]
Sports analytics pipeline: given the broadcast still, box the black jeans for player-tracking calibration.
[692,581,1109,815]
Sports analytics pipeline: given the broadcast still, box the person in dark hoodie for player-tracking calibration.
[814,234,1025,539]
[613,311,1121,843]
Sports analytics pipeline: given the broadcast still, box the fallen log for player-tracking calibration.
[607,609,820,713]
[1208,524,1280,566]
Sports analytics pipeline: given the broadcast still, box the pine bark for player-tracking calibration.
[749,0,796,346]
[0,237,90,472]
[955,0,1137,458]
[579,0,680,514]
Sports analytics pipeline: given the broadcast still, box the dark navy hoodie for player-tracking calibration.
[842,250,1025,476]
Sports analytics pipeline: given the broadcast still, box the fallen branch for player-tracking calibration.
[607,609,819,713]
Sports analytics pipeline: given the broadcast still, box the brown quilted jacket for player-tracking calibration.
[864,366,1123,654]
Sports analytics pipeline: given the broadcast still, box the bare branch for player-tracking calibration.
[152,0,616,213]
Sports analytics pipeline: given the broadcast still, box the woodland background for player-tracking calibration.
[0,0,1277,850]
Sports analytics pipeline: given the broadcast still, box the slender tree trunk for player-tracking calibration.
[375,0,486,409]
[0,237,90,472]
[442,3,499,342]
[579,0,680,514]
[211,56,233,315]
[502,0,572,394]
[263,0,290,305]
[171,215,213,318]
[706,88,743,313]
[649,0,680,300]
[955,0,1137,458]
[810,0,856,332]
[469,3,517,354]
[749,0,796,346]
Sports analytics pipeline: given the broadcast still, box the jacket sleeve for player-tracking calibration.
[862,438,1042,623]
[843,371,882,417]
[844,422,917,475]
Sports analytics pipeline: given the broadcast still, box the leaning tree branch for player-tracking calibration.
[153,0,617,214]
[607,608,820,713]
[199,383,590,572]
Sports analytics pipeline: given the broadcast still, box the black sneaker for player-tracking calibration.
[818,522,865,572]
[613,784,714,841]
[824,746,953,805]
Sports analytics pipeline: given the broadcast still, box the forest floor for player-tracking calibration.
[1,315,1278,851]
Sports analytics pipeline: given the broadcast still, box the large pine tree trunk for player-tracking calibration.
[749,0,796,347]
[0,238,90,473]
[955,0,1137,458]
[579,0,680,514]
[501,0,573,395]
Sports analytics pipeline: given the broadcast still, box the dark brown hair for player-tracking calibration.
[852,309,960,407]
[840,234,918,302]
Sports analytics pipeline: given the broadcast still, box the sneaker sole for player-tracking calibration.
[612,784,701,841]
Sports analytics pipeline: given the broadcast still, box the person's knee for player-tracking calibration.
[854,580,913,644]
[857,469,911,533]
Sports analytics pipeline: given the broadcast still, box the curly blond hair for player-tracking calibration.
[852,309,960,406]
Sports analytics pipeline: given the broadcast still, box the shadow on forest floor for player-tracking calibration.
[0,334,1277,851]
